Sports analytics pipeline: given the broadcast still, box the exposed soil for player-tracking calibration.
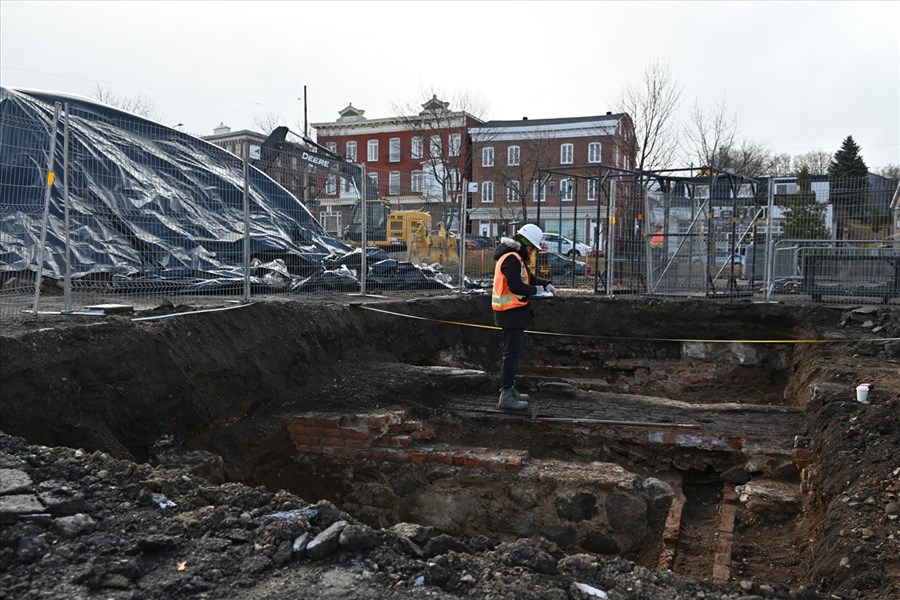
[1,294,898,599]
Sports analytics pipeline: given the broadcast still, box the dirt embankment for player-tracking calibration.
[1,296,898,599]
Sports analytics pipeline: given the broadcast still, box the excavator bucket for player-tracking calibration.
[407,222,459,267]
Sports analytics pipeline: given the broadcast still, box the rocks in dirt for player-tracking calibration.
[735,479,801,518]
[0,468,32,494]
[338,523,380,551]
[54,513,97,537]
[423,533,469,558]
[305,519,347,559]
[496,538,559,575]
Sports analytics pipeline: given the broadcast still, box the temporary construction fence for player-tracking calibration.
[2,87,898,325]
[0,88,459,321]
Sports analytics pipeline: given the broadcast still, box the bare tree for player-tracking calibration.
[684,97,772,176]
[391,88,489,227]
[614,60,682,171]
[793,150,832,175]
[767,153,794,176]
[92,83,160,120]
[684,97,737,170]
[875,163,900,181]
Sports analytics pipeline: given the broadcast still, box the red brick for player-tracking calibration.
[343,438,373,449]
[306,445,323,455]
[412,429,437,440]
[792,448,817,464]
[340,428,372,440]
[321,446,336,456]
[290,434,321,446]
[453,455,466,465]
[464,457,480,468]
[387,424,404,434]
[411,453,426,464]
[401,420,423,432]
[319,436,344,447]
[311,417,342,428]
[366,415,391,428]
[380,435,413,447]
[725,437,745,450]
[301,426,343,439]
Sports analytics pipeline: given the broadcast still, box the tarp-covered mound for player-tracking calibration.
[0,87,357,291]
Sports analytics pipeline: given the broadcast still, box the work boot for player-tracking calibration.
[498,387,528,410]
[513,388,530,402]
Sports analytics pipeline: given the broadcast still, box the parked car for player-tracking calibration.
[540,233,592,256]
[536,252,588,277]
[463,235,493,250]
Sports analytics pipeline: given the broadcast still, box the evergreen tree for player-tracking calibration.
[827,136,869,240]
[780,167,829,240]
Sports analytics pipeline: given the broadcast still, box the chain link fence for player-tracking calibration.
[2,87,898,326]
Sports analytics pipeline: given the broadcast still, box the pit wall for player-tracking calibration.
[283,411,674,557]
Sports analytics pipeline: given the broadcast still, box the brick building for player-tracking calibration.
[311,96,483,234]
[202,122,307,205]
[468,113,635,245]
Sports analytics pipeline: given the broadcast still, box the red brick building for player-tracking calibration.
[311,96,483,233]
[469,113,635,246]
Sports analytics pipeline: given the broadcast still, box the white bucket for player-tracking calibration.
[856,385,870,402]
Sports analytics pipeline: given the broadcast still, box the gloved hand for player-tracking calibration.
[544,283,557,296]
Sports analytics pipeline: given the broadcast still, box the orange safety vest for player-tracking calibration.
[492,252,531,311]
[650,230,664,248]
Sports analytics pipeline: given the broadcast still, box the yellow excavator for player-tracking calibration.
[344,199,459,266]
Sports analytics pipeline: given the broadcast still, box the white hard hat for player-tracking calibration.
[516,224,543,248]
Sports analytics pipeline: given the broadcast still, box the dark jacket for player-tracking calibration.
[492,236,551,329]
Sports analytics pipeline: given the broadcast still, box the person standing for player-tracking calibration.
[491,224,556,410]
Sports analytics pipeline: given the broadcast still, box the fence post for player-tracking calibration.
[32,102,62,315]
[764,177,775,303]
[242,145,251,303]
[360,164,367,295]
[62,103,72,313]
[458,179,467,293]
[606,179,617,297]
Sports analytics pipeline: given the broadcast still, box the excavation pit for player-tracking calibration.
[1,295,898,599]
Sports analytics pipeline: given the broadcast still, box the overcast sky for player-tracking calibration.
[1,0,898,169]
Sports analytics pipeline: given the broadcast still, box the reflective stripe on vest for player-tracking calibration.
[492,252,530,311]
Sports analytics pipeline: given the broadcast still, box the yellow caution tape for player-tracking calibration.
[357,305,899,345]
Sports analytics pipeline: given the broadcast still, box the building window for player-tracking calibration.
[319,210,341,236]
[507,180,521,202]
[560,143,574,164]
[481,181,494,203]
[614,147,620,167]
[367,140,378,162]
[411,171,423,193]
[533,180,546,202]
[482,147,494,167]
[326,142,337,155]
[429,135,442,158]
[389,138,400,162]
[449,133,461,157]
[560,178,573,201]
[588,142,601,163]
[346,141,357,161]
[588,178,600,201]
[411,136,423,159]
[389,171,400,195]
[325,174,336,195]
[507,145,520,166]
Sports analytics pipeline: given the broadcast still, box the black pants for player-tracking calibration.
[500,327,525,389]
